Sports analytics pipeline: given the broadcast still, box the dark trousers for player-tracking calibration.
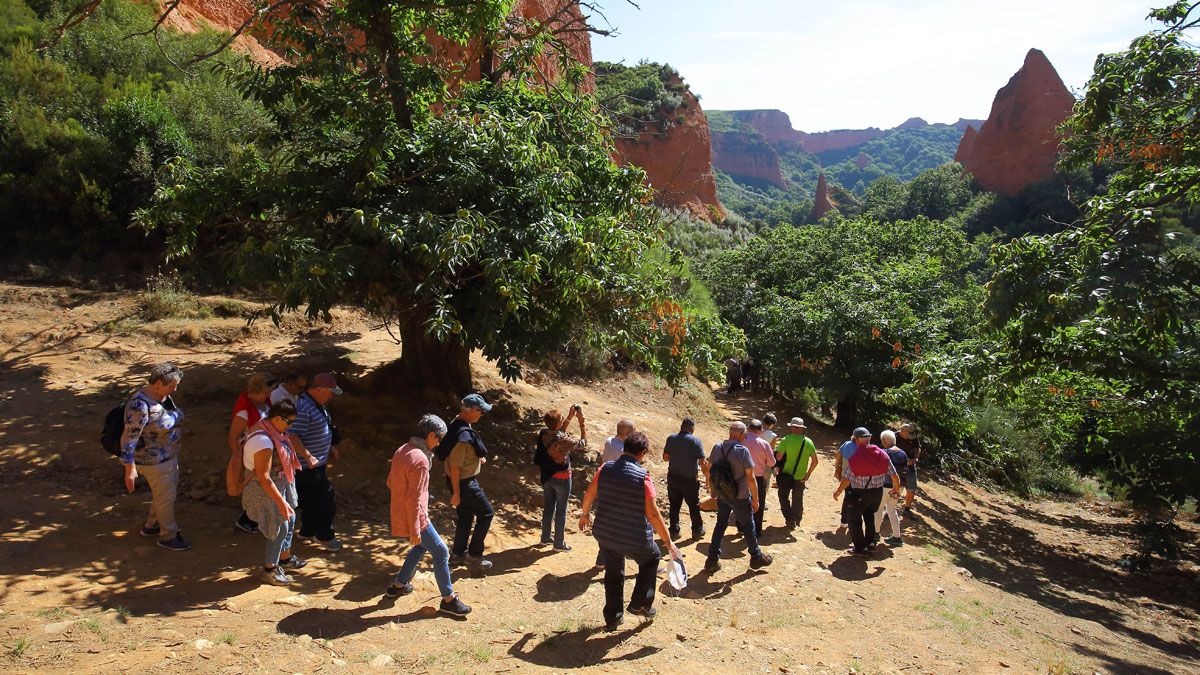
[707,496,762,561]
[295,465,336,541]
[845,487,884,552]
[667,473,703,535]
[840,490,851,525]
[753,476,768,536]
[776,473,806,524]
[601,545,660,625]
[237,511,257,529]
[453,476,494,556]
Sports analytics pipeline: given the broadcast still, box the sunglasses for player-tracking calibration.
[281,417,297,426]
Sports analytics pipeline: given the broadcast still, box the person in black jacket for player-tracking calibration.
[533,406,587,551]
[436,394,495,570]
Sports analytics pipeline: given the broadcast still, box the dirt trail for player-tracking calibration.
[0,282,1197,674]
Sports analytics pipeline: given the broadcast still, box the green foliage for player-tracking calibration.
[819,125,967,193]
[594,60,689,136]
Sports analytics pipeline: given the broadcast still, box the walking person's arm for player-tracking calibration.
[645,493,681,560]
[833,478,850,499]
[578,469,602,530]
[409,463,427,546]
[120,399,149,492]
[747,468,759,512]
[803,451,819,482]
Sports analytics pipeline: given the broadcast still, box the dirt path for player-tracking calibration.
[0,282,1197,674]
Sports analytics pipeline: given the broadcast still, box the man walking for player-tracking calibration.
[745,419,776,537]
[288,373,342,552]
[895,423,923,513]
[437,394,495,571]
[662,418,708,539]
[704,422,774,573]
[774,417,818,529]
[121,363,189,551]
[270,371,307,405]
[832,428,901,555]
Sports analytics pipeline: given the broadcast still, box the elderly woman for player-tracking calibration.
[534,406,587,551]
[386,414,471,617]
[121,362,188,551]
[873,430,909,546]
[241,400,306,585]
[229,373,272,534]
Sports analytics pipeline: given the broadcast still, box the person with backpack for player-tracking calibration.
[873,430,908,546]
[832,428,901,555]
[118,363,189,552]
[241,400,307,585]
[774,417,819,529]
[287,373,342,552]
[436,394,495,571]
[662,418,708,540]
[533,406,587,551]
[386,414,472,617]
[579,431,681,631]
[228,372,272,535]
[703,422,774,573]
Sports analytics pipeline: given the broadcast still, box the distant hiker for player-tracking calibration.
[228,372,271,535]
[745,419,777,537]
[896,423,924,513]
[873,430,908,546]
[438,394,495,571]
[725,357,741,394]
[832,427,901,555]
[533,406,588,551]
[241,400,306,585]
[288,373,342,552]
[662,418,708,539]
[774,417,818,529]
[742,358,757,392]
[579,431,681,631]
[704,422,774,573]
[601,419,634,464]
[834,433,858,532]
[270,371,307,406]
[386,414,471,617]
[120,362,189,551]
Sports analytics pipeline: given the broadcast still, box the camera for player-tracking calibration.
[571,404,583,413]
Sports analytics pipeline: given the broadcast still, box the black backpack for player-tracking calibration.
[709,443,740,501]
[100,403,127,457]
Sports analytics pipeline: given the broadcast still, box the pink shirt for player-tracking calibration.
[387,439,431,538]
[745,433,777,477]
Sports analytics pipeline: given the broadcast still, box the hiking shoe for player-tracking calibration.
[467,554,493,570]
[316,537,342,552]
[140,525,161,537]
[157,535,191,552]
[385,582,413,598]
[553,543,573,552]
[539,538,553,546]
[279,556,308,570]
[235,518,259,535]
[263,566,292,586]
[851,548,872,556]
[886,537,904,546]
[295,534,314,545]
[691,528,706,539]
[871,533,881,545]
[604,615,624,631]
[703,558,721,573]
[438,596,472,617]
[449,553,466,567]
[749,552,774,569]
[668,528,681,540]
[628,605,657,619]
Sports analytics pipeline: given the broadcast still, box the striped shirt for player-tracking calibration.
[290,394,333,467]
[121,391,184,465]
[847,460,900,489]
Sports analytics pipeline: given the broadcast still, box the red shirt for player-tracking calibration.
[387,440,431,538]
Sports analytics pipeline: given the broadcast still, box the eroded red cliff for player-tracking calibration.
[711,130,786,189]
[954,125,978,164]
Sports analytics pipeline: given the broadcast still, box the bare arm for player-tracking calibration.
[833,478,850,499]
[747,469,759,509]
[287,433,318,468]
[803,453,819,482]
[645,495,680,559]
[578,472,601,530]
[227,415,248,455]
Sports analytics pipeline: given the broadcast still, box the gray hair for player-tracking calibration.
[148,362,183,385]
[729,421,747,434]
[880,429,897,447]
[416,414,447,439]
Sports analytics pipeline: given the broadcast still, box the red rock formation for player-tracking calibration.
[854,152,871,169]
[958,48,1075,196]
[811,173,837,220]
[711,130,786,189]
[614,76,725,220]
[954,125,978,164]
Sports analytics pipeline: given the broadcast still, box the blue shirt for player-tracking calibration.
[291,394,333,467]
[884,448,909,489]
[121,391,184,465]
[664,432,705,478]
[838,440,857,479]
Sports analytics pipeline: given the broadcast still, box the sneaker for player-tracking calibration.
[234,518,259,535]
[140,525,161,537]
[316,537,342,552]
[553,543,572,552]
[539,538,553,546]
[157,534,191,552]
[295,534,314,544]
[438,595,472,617]
[783,520,795,530]
[749,552,774,569]
[885,537,904,546]
[279,556,307,570]
[691,528,706,539]
[604,615,624,631]
[627,605,657,619]
[450,553,466,567]
[871,533,881,545]
[385,582,413,598]
[263,566,292,586]
[703,558,721,573]
[466,554,493,570]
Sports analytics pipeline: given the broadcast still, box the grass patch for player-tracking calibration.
[8,637,30,658]
[919,542,953,561]
[35,608,68,620]
[356,651,377,663]
[915,597,996,633]
[78,617,107,642]
[140,275,210,321]
[216,633,235,645]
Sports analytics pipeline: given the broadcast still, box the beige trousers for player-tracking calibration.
[138,456,180,540]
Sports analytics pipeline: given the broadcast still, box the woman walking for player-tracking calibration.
[241,400,307,585]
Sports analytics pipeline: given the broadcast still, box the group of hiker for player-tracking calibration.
[116,362,923,627]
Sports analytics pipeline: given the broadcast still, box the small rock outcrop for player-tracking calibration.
[954,125,978,164]
[957,48,1076,196]
[811,173,838,220]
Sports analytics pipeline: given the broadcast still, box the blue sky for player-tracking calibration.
[587,0,1157,132]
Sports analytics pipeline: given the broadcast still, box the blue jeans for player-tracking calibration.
[541,477,571,546]
[707,496,762,561]
[266,513,295,566]
[395,522,454,598]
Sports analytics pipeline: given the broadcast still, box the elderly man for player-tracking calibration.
[387,414,471,617]
[288,372,343,552]
[833,427,901,555]
[270,371,307,406]
[601,419,635,464]
[774,417,818,529]
[580,431,681,631]
[703,422,774,573]
[436,394,495,571]
[121,362,189,551]
[745,419,777,537]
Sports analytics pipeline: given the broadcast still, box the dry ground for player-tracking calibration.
[0,281,1197,674]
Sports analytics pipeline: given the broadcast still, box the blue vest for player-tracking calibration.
[592,456,654,554]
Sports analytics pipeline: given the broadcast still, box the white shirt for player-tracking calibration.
[242,433,274,471]
[270,384,298,405]
[761,429,778,445]
[601,436,625,463]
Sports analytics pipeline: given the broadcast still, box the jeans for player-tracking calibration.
[453,476,494,556]
[395,522,454,598]
[845,487,884,552]
[295,465,336,541]
[138,456,180,541]
[707,496,763,561]
[666,473,703,534]
[601,545,660,625]
[541,477,571,547]
[265,512,295,565]
[753,476,768,536]
[874,490,901,537]
[775,473,806,524]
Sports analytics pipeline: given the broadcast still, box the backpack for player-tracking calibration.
[709,443,740,501]
[100,403,127,457]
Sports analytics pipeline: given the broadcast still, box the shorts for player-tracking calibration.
[906,466,918,491]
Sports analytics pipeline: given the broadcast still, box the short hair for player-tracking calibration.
[748,418,763,431]
[246,372,270,394]
[543,409,563,430]
[283,371,306,385]
[680,417,695,431]
[901,423,917,433]
[617,419,635,435]
[763,413,777,426]
[267,399,297,419]
[416,414,448,439]
[149,362,182,385]
[880,429,897,445]
[623,431,649,456]
[729,421,747,434]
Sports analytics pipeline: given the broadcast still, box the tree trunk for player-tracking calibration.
[834,392,858,430]
[397,316,473,397]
